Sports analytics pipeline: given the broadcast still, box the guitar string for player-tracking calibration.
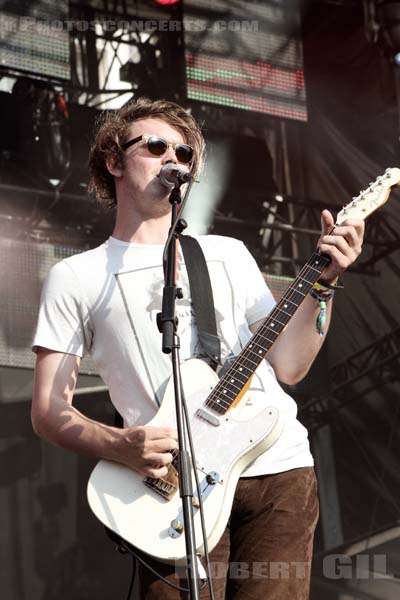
[145,255,330,490]
[206,287,327,408]
[204,254,330,412]
[143,185,388,489]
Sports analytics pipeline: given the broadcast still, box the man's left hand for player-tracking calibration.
[318,209,365,283]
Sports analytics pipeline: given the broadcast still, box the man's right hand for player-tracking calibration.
[115,426,179,479]
[32,349,178,480]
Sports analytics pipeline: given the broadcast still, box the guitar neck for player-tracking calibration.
[205,251,331,415]
[141,166,400,497]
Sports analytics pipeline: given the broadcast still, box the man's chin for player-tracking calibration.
[152,179,174,202]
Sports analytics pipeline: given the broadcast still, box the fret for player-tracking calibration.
[202,251,331,415]
[208,387,233,402]
[238,354,259,368]
[306,264,322,274]
[248,336,277,352]
[256,333,279,346]
[289,285,306,296]
[273,306,294,319]
[259,322,281,334]
[232,356,259,372]
[197,175,398,420]
[286,289,307,301]
[212,379,242,398]
[221,370,249,388]
[207,396,230,413]
[223,378,245,393]
[279,297,298,308]
[285,289,306,302]
[247,347,269,360]
[234,360,253,372]
[219,386,236,399]
[212,395,233,410]
[298,275,314,286]
[265,316,287,328]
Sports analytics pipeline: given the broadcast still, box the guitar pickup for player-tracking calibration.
[195,407,221,427]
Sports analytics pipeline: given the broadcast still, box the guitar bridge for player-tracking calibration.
[144,477,177,500]
[143,460,179,501]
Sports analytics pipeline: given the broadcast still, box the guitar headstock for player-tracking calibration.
[336,168,400,225]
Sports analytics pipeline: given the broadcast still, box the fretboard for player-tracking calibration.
[205,252,331,415]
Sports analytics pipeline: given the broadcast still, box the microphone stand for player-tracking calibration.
[156,181,201,600]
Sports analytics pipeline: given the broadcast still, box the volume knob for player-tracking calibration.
[170,519,184,533]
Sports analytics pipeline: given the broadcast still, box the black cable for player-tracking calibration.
[125,554,136,600]
[119,541,208,594]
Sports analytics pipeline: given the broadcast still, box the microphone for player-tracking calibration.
[158,164,192,188]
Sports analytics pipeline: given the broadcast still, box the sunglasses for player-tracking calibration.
[121,134,193,165]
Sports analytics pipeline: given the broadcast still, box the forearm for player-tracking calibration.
[31,385,129,469]
[31,349,178,478]
[266,293,333,385]
[32,395,178,479]
[31,348,126,464]
[32,393,124,462]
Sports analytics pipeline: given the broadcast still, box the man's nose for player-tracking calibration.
[162,145,178,164]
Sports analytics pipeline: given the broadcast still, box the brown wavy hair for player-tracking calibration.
[88,97,205,208]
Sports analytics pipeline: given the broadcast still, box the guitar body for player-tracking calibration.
[87,358,284,563]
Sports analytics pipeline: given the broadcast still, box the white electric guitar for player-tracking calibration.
[87,168,400,564]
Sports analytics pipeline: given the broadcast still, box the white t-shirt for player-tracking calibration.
[32,235,313,476]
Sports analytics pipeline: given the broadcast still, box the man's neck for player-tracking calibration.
[112,212,171,245]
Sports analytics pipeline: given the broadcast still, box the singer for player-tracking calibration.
[31,98,365,599]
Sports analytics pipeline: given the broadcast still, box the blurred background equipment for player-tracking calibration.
[183,0,307,121]
[0,0,70,81]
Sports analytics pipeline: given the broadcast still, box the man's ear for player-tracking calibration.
[106,156,123,178]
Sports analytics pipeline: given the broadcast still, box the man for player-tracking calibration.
[31,97,364,599]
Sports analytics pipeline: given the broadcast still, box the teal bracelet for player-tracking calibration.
[310,287,335,336]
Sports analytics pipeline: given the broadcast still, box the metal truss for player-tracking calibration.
[1,0,400,272]
[67,0,185,108]
[298,326,400,429]
[0,180,399,273]
[269,196,400,274]
[0,1,184,108]
[216,191,400,275]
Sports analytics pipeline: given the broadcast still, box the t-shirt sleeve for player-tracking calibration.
[235,241,276,325]
[32,260,93,357]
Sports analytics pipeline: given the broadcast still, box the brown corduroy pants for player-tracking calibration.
[136,466,319,600]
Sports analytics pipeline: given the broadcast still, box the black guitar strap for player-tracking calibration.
[113,234,221,431]
[108,234,221,557]
[179,234,221,371]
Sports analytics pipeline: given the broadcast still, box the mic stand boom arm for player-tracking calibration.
[156,183,201,600]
